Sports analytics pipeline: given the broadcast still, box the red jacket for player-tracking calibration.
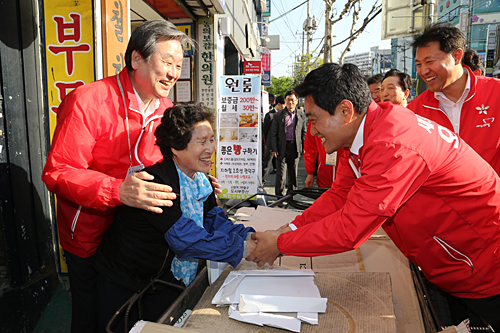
[407,65,500,176]
[42,70,173,258]
[303,122,334,188]
[279,102,500,298]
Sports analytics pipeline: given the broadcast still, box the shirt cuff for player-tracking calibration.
[243,240,248,258]
[288,223,298,231]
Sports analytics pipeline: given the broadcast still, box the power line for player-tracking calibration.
[270,0,309,23]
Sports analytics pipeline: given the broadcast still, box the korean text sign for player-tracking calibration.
[218,76,261,199]
[44,0,95,139]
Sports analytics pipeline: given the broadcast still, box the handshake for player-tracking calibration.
[245,223,292,267]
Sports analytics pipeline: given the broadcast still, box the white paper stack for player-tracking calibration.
[211,269,327,332]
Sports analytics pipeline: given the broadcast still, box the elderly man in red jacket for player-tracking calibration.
[247,62,500,330]
[43,20,190,333]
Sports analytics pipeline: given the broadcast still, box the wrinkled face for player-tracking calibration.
[131,39,184,102]
[368,82,381,102]
[284,94,298,112]
[305,96,350,154]
[380,76,409,106]
[173,121,215,179]
[415,41,462,93]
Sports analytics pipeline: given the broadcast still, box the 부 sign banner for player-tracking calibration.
[43,0,95,274]
[218,76,261,199]
[44,1,95,137]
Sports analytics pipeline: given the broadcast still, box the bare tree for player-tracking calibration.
[321,0,382,65]
[338,1,382,65]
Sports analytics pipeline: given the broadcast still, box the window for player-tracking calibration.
[469,24,489,43]
[472,0,500,14]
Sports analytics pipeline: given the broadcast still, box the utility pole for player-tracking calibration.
[302,0,319,73]
[306,0,311,66]
[324,0,332,63]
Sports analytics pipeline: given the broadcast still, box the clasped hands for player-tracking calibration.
[245,223,292,267]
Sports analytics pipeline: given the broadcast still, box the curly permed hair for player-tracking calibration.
[155,102,215,160]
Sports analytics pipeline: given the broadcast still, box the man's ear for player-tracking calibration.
[340,100,355,122]
[452,48,464,65]
[131,50,143,70]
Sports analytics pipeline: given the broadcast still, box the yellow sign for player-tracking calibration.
[44,0,95,140]
[102,0,129,77]
[44,0,95,273]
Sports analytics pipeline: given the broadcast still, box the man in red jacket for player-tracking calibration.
[247,63,500,330]
[303,122,336,188]
[408,23,500,176]
[42,20,190,333]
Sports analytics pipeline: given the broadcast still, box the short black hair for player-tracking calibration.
[383,69,413,92]
[276,95,285,105]
[155,103,215,160]
[125,20,193,71]
[294,63,371,115]
[367,73,384,85]
[268,93,276,108]
[284,90,297,99]
[412,22,466,56]
[462,48,484,75]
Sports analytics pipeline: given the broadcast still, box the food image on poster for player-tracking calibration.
[239,113,258,127]
[239,128,258,142]
[220,114,238,127]
[219,128,238,142]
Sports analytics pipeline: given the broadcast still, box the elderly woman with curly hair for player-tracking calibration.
[94,102,255,333]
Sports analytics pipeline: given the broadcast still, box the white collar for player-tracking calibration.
[350,114,366,155]
[133,88,160,116]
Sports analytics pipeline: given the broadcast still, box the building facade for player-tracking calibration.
[343,45,392,76]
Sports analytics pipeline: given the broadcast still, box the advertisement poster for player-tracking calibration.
[218,76,261,199]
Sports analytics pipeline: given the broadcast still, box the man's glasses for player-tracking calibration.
[285,98,297,102]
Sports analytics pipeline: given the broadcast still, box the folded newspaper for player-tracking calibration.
[211,269,327,332]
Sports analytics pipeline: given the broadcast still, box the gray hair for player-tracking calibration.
[125,19,193,71]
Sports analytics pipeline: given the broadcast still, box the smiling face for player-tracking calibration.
[130,38,184,104]
[368,82,381,102]
[304,96,355,154]
[415,41,463,93]
[380,76,409,106]
[172,121,215,178]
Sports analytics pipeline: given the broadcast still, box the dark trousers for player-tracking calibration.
[97,275,181,333]
[446,293,500,330]
[64,250,98,333]
[262,146,274,184]
[275,141,299,197]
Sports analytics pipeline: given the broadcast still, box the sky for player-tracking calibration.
[267,0,391,78]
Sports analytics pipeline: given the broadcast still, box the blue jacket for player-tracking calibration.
[165,206,254,268]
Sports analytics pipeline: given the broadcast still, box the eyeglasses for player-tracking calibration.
[285,98,298,102]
